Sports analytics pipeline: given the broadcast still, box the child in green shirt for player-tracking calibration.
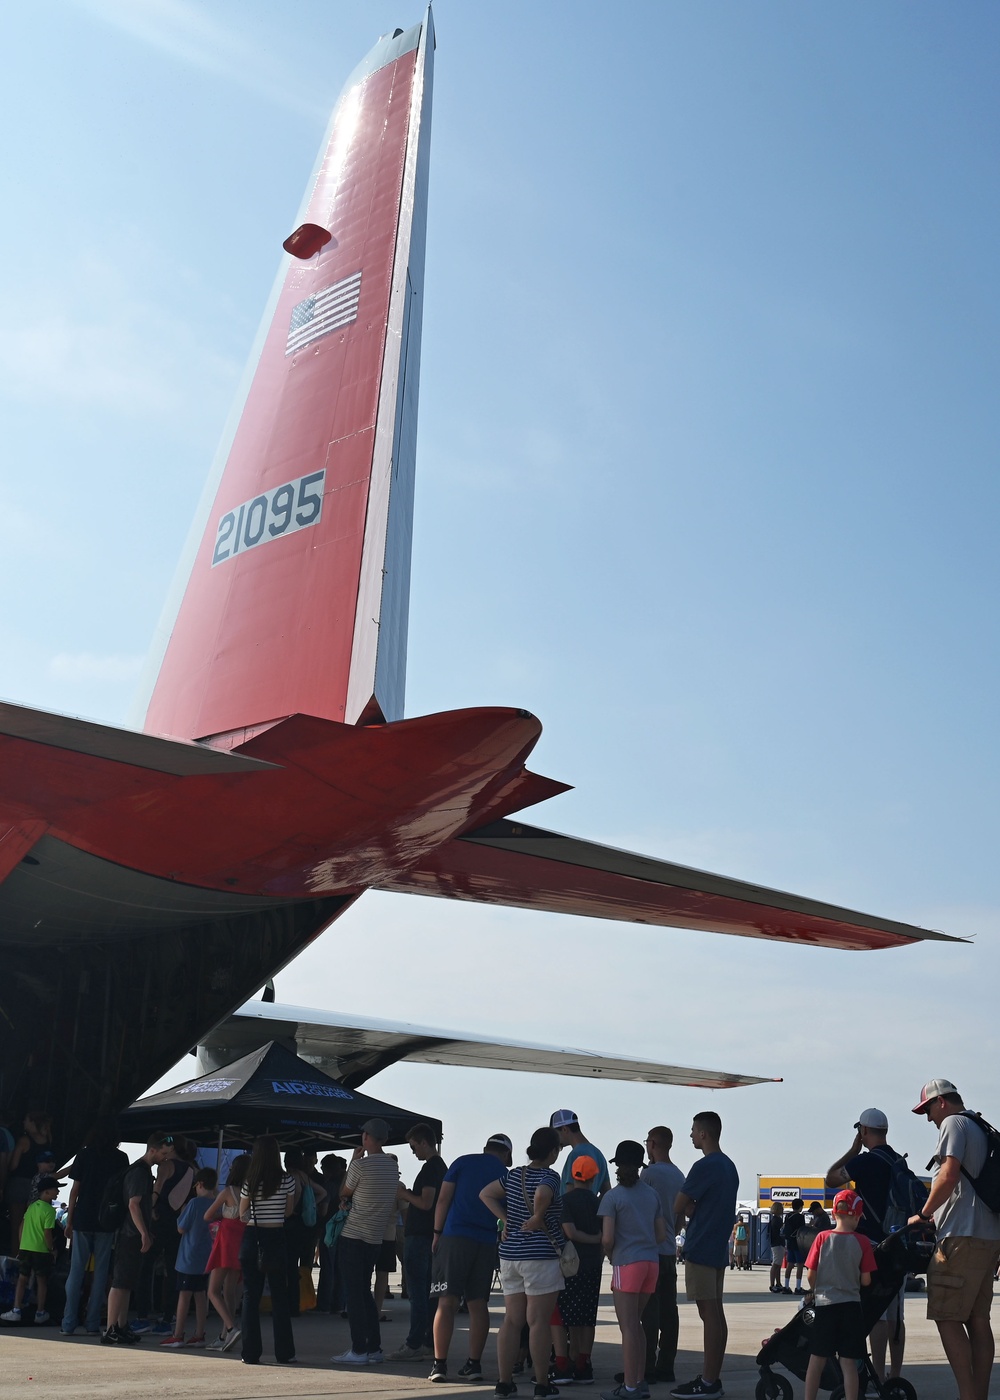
[1,1175,60,1323]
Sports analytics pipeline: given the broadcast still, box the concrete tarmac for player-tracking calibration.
[0,1267,992,1399]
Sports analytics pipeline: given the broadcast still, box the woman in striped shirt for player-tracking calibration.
[238,1135,297,1366]
[481,1126,565,1400]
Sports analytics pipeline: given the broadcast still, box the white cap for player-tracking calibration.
[855,1108,888,1131]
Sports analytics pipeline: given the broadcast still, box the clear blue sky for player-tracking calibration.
[2,1,999,1187]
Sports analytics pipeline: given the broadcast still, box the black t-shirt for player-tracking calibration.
[562,1187,602,1269]
[405,1155,447,1237]
[768,1214,784,1246]
[69,1145,129,1233]
[783,1210,805,1243]
[153,1159,193,1224]
[844,1146,901,1241]
[11,1139,58,1180]
[121,1159,154,1237]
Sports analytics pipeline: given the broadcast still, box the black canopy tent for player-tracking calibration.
[118,1040,440,1151]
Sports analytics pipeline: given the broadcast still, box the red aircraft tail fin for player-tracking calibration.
[139,14,434,742]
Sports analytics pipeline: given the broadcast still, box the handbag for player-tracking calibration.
[249,1195,267,1271]
[518,1168,579,1278]
[299,1263,317,1310]
[325,1206,349,1249]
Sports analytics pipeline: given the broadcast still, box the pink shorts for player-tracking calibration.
[612,1260,659,1294]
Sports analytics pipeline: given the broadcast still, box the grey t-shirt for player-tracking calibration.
[808,1230,877,1307]
[932,1115,1000,1241]
[598,1181,663,1266]
[640,1161,685,1257]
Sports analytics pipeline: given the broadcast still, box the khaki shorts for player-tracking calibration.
[685,1261,726,1302]
[927,1236,1000,1323]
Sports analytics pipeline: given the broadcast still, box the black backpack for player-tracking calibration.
[96,1164,131,1233]
[869,1146,928,1233]
[959,1112,1000,1215]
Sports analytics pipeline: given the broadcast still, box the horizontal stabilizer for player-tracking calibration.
[0,700,277,775]
[200,999,779,1090]
[378,818,958,951]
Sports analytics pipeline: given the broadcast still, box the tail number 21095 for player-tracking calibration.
[212,469,326,566]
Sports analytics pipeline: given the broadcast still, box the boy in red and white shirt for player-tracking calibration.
[803,1189,877,1400]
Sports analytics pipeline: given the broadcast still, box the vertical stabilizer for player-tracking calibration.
[139,14,433,742]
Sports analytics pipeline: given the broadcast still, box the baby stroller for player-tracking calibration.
[754,1225,934,1400]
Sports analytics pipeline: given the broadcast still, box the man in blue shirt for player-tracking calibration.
[427,1133,512,1384]
[550,1109,610,1196]
[670,1112,739,1400]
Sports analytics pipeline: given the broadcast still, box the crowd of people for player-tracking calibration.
[0,1078,998,1400]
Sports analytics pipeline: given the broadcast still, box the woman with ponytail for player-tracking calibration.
[598,1141,666,1399]
[238,1135,296,1367]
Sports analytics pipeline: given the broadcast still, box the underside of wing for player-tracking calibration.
[378,818,957,952]
[199,1000,779,1090]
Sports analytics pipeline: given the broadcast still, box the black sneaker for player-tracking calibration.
[574,1362,594,1385]
[430,1361,449,1382]
[100,1327,122,1346]
[668,1381,724,1399]
[496,1385,518,1398]
[118,1326,142,1345]
[535,1386,559,1399]
[458,1360,485,1382]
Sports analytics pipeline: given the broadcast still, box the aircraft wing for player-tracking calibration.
[199,1000,778,1091]
[378,818,956,952]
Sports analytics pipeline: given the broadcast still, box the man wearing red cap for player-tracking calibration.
[909,1079,1000,1400]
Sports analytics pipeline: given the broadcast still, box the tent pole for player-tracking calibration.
[217,1126,224,1181]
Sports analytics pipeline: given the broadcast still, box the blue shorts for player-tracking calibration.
[785,1245,806,1266]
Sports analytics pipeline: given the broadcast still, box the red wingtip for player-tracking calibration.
[282,223,333,259]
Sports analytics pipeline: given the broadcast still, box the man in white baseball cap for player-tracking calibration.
[549,1110,610,1196]
[825,1108,908,1382]
[909,1079,1000,1400]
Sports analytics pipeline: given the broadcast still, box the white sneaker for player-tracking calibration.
[1,1309,21,1323]
[222,1325,241,1352]
[206,1334,226,1351]
[330,1349,371,1366]
[34,1311,50,1324]
[368,1349,385,1364]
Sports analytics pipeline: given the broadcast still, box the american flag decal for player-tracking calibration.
[286,271,362,355]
